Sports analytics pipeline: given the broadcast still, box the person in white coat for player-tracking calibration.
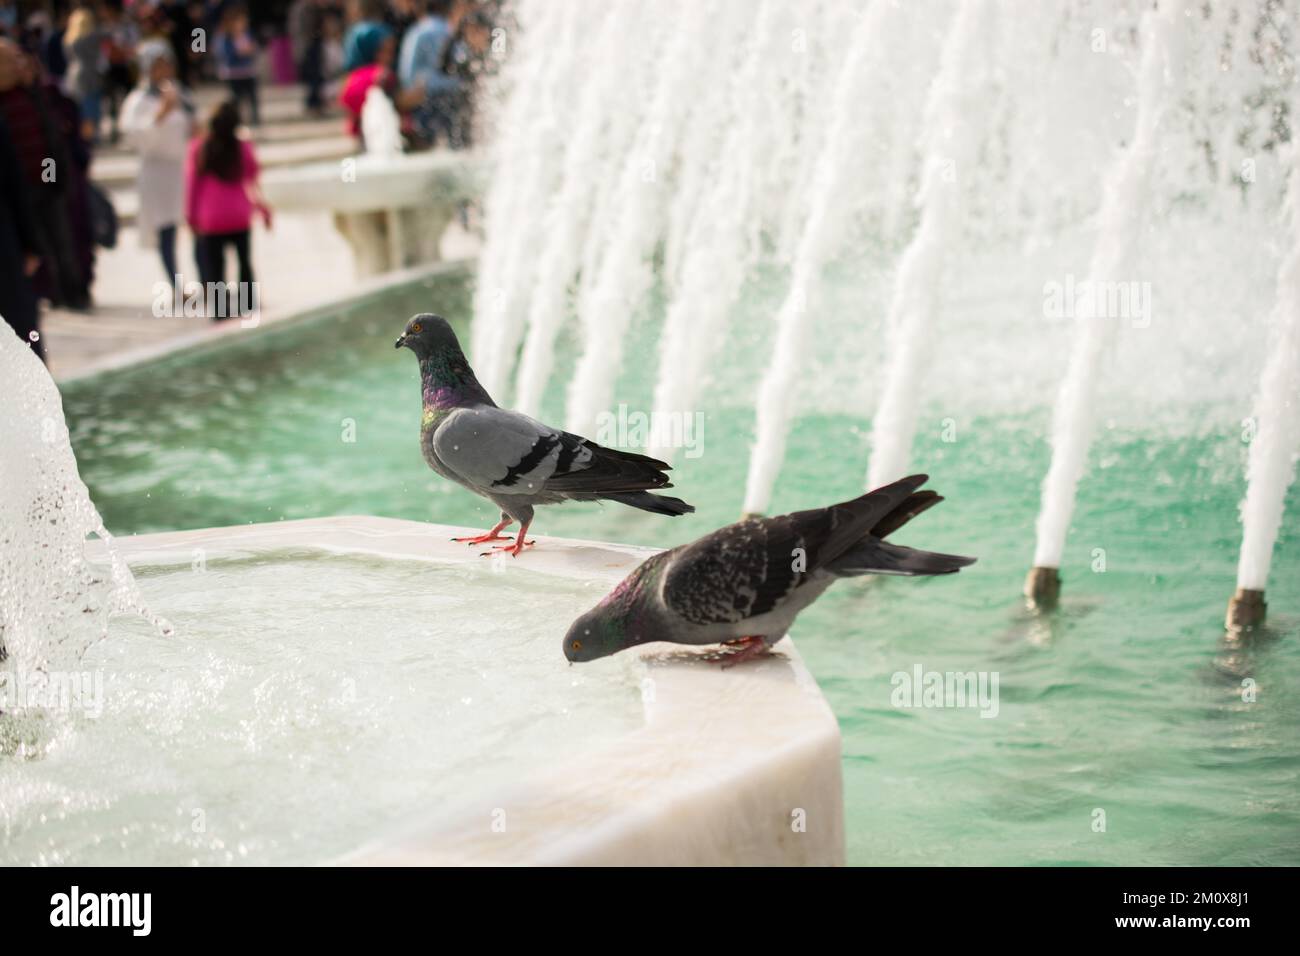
[120,41,193,283]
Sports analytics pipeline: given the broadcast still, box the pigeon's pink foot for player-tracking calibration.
[453,531,512,545]
[720,636,770,669]
[481,539,535,557]
[479,522,534,557]
[453,518,512,545]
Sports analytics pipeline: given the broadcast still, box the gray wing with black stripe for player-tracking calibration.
[431,406,592,494]
[432,406,676,496]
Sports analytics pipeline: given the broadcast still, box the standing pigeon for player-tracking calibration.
[395,313,694,555]
[563,474,974,665]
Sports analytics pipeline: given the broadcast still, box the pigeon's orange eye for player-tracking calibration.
[571,640,582,652]
[410,323,422,334]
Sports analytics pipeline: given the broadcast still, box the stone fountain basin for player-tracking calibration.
[261,151,483,214]
[105,516,845,866]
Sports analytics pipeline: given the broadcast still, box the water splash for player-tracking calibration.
[862,0,993,491]
[511,3,669,416]
[1030,1,1184,570]
[470,0,1295,543]
[0,325,169,682]
[562,4,692,434]
[743,0,920,511]
[648,0,801,463]
[1237,128,1300,591]
[469,0,589,397]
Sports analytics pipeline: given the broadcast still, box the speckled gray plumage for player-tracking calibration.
[564,475,976,662]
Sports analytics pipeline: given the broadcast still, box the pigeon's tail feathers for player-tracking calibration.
[829,538,976,577]
[604,491,696,517]
[871,490,943,539]
[542,440,678,495]
[790,474,931,567]
[590,442,674,470]
[822,478,975,576]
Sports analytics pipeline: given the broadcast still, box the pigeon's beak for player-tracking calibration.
[394,334,407,350]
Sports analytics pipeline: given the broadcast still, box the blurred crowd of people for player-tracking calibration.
[0,0,500,362]
[331,0,499,151]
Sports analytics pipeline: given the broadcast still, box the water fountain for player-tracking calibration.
[0,324,842,865]
[470,0,1297,617]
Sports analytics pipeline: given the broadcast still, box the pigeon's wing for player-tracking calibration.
[432,406,585,494]
[537,434,676,494]
[432,407,674,496]
[661,476,932,625]
[660,520,801,626]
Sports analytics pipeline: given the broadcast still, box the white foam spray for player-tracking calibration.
[742,0,920,512]
[863,0,993,491]
[510,2,678,416]
[1030,1,1183,569]
[1236,125,1300,591]
[0,325,169,679]
[469,0,588,397]
[648,0,808,463]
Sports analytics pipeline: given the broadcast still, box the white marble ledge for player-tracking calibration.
[97,516,846,866]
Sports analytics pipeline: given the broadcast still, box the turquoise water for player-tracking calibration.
[62,272,1300,865]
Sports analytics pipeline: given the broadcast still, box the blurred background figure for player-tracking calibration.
[341,0,385,72]
[98,0,140,145]
[0,38,93,311]
[0,111,43,359]
[384,0,417,37]
[157,0,196,88]
[62,4,102,143]
[397,0,458,149]
[320,6,346,95]
[185,98,270,318]
[36,7,69,86]
[214,3,259,126]
[438,0,495,148]
[338,18,397,143]
[289,0,326,115]
[120,40,193,282]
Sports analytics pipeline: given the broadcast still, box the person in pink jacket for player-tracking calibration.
[185,99,271,320]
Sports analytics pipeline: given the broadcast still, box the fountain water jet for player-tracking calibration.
[863,0,993,494]
[469,0,589,397]
[740,0,917,513]
[511,3,684,417]
[647,0,806,463]
[562,5,702,435]
[0,326,167,680]
[465,0,1296,598]
[1229,111,1300,631]
[1026,0,1183,607]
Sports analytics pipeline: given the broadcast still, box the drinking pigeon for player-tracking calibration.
[395,313,694,555]
[563,474,974,665]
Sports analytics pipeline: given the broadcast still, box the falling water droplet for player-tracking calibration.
[28,330,39,342]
